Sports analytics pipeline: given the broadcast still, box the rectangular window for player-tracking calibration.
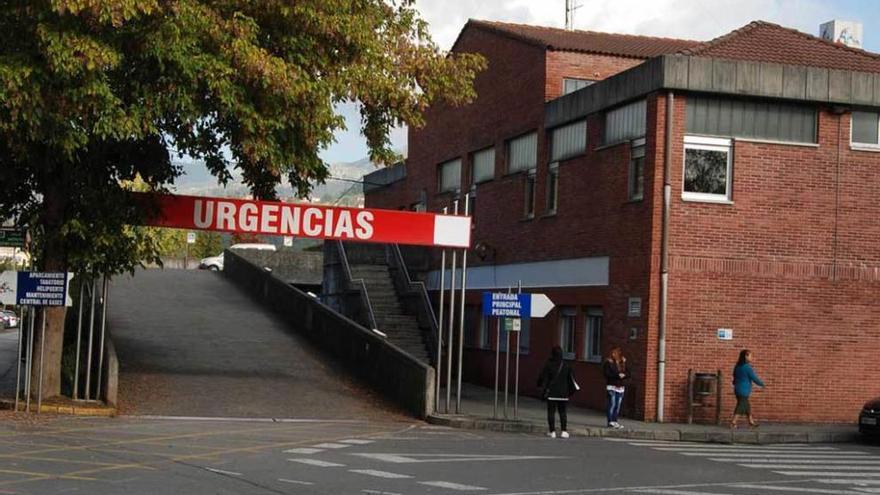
[605,99,647,144]
[471,147,495,184]
[683,136,732,202]
[852,111,880,146]
[629,138,645,201]
[550,120,587,162]
[686,95,817,144]
[507,132,537,173]
[438,158,461,193]
[546,163,559,214]
[524,169,537,218]
[563,78,594,95]
[584,307,603,362]
[559,308,576,360]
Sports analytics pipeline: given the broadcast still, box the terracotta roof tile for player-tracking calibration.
[681,21,880,72]
[465,20,700,59]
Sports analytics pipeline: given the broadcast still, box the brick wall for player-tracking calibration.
[545,51,644,100]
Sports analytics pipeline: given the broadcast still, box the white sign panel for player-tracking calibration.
[717,328,733,340]
[529,294,554,318]
[186,232,197,244]
[283,236,293,247]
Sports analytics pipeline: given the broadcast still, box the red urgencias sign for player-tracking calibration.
[133,192,471,248]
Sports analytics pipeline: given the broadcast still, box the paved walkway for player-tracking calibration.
[429,384,861,444]
[110,268,404,420]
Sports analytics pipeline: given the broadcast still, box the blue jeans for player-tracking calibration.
[606,390,624,424]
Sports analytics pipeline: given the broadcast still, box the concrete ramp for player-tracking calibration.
[110,269,400,419]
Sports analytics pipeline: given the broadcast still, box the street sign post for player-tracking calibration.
[0,228,26,248]
[484,288,554,419]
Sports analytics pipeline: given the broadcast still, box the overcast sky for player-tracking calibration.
[318,0,880,165]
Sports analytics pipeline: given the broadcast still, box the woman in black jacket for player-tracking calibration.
[537,346,579,438]
[603,347,629,429]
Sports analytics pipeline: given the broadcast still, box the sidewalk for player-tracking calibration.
[428,384,860,444]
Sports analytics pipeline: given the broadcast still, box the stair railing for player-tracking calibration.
[387,243,439,365]
[336,241,378,331]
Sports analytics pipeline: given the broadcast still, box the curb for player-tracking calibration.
[426,415,861,444]
[0,400,116,417]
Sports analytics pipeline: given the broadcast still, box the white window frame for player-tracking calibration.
[629,138,646,201]
[682,135,733,203]
[563,78,594,95]
[546,162,559,214]
[851,111,880,150]
[524,168,537,219]
[559,308,577,360]
[584,307,603,363]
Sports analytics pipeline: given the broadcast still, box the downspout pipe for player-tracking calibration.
[657,91,674,423]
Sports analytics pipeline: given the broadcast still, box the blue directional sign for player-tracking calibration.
[16,272,68,307]
[482,292,531,318]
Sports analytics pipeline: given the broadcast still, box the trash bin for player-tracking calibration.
[687,369,722,425]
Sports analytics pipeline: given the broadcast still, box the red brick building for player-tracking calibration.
[364,20,880,423]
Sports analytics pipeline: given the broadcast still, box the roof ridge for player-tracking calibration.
[682,20,880,62]
[469,19,699,45]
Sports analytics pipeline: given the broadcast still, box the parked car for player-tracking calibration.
[0,309,19,329]
[198,243,276,271]
[860,397,880,437]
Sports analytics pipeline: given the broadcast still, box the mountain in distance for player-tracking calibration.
[171,148,406,206]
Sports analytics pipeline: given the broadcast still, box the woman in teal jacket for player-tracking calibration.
[730,349,765,428]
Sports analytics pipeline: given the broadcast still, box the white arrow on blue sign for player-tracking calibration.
[481,292,554,319]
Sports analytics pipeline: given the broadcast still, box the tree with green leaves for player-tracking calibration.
[0,0,485,398]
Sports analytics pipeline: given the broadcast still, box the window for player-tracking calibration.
[438,158,461,193]
[629,139,645,201]
[546,163,559,214]
[524,169,537,218]
[687,95,817,144]
[559,308,576,360]
[550,120,586,162]
[507,132,537,173]
[584,307,603,362]
[605,99,646,144]
[471,147,495,184]
[683,136,732,202]
[852,111,880,147]
[563,78,594,95]
[627,297,642,317]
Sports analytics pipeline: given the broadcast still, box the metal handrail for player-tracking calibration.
[388,243,439,363]
[336,241,378,331]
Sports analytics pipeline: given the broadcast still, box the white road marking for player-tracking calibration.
[418,481,487,491]
[741,465,880,471]
[340,439,375,445]
[126,415,365,423]
[774,472,880,478]
[203,467,242,476]
[278,479,315,485]
[680,453,870,458]
[284,448,324,454]
[631,489,735,495]
[631,442,839,450]
[313,442,351,449]
[820,480,880,486]
[710,458,880,464]
[659,448,864,455]
[481,479,827,494]
[732,484,867,494]
[288,458,345,467]
[351,453,564,464]
[362,490,402,495]
[349,469,412,479]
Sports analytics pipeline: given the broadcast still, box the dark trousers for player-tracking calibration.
[547,400,568,432]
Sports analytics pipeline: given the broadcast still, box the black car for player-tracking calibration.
[860,397,880,437]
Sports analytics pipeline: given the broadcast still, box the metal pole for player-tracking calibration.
[445,200,459,414]
[514,281,522,419]
[503,286,511,418]
[14,306,24,411]
[435,208,447,413]
[25,307,34,412]
[493,317,500,419]
[85,278,97,400]
[73,280,85,400]
[455,194,470,414]
[37,308,46,414]
[96,276,109,401]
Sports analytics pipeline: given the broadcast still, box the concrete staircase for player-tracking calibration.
[349,261,432,363]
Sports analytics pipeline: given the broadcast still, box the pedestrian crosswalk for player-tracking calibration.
[605,438,880,494]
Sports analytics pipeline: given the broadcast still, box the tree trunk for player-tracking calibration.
[29,306,64,400]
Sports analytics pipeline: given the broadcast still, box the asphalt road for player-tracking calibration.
[109,269,401,420]
[0,415,878,494]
